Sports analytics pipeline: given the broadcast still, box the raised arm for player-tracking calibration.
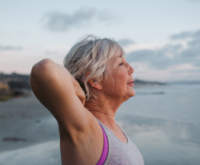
[30,59,103,165]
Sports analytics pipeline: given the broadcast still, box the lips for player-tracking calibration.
[127,80,134,86]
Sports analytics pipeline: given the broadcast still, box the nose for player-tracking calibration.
[128,63,134,75]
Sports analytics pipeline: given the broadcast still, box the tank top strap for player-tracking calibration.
[96,123,109,165]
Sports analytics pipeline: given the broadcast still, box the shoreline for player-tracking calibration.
[0,94,60,153]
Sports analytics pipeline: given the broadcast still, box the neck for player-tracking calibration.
[85,94,123,127]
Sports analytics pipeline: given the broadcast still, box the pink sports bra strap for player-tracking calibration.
[96,124,109,165]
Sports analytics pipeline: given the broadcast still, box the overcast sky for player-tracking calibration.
[0,0,200,81]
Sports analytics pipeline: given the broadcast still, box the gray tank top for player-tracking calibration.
[98,120,145,165]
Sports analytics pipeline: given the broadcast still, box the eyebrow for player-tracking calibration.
[117,51,124,57]
[119,52,125,58]
[113,54,123,64]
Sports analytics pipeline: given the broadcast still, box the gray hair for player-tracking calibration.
[63,35,125,101]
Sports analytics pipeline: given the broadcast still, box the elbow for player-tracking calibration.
[30,59,55,86]
[31,59,53,76]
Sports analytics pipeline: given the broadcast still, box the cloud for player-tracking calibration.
[170,32,193,40]
[170,29,200,45]
[170,29,200,58]
[42,8,116,32]
[126,49,155,62]
[126,44,185,70]
[188,30,200,46]
[181,45,200,57]
[126,30,200,71]
[0,45,21,50]
[97,10,116,22]
[117,39,135,47]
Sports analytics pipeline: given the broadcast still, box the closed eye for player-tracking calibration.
[119,63,124,66]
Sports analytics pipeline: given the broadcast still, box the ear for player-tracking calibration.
[88,79,102,90]
[86,71,102,90]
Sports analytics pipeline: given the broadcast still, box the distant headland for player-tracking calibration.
[134,79,167,86]
[0,72,168,101]
[6,72,200,101]
[0,72,30,101]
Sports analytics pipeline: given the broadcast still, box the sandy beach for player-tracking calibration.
[0,93,61,165]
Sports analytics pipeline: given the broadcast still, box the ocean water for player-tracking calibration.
[0,84,199,165]
[116,84,200,165]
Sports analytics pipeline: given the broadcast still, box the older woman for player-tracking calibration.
[30,35,144,165]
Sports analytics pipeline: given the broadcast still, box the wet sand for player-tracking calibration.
[0,93,61,165]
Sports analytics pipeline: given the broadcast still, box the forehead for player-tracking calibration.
[115,49,123,57]
[105,50,124,72]
[109,48,124,63]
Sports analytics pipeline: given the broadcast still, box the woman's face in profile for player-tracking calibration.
[102,49,135,101]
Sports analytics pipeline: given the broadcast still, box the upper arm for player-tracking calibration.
[30,59,90,134]
[30,59,103,164]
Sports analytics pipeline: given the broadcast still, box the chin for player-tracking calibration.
[129,89,135,97]
[124,89,135,102]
